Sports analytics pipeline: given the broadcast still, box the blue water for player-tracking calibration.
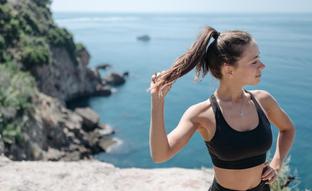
[53,12,312,189]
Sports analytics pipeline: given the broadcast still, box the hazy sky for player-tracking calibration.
[51,0,312,13]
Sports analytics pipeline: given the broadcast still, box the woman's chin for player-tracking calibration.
[253,78,261,84]
[247,78,261,85]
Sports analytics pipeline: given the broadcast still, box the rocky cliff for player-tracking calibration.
[0,0,122,161]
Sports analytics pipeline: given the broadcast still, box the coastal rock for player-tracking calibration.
[0,139,4,154]
[0,0,120,162]
[98,124,115,135]
[32,46,101,105]
[103,72,126,86]
[0,154,10,164]
[43,147,66,161]
[1,92,116,161]
[77,46,90,66]
[137,34,151,41]
[75,107,100,132]
[94,84,112,96]
[123,71,129,77]
[61,151,82,161]
[86,126,115,146]
[98,137,117,151]
[30,142,44,160]
[96,63,111,70]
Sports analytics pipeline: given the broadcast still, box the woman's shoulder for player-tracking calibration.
[249,89,275,100]
[249,89,277,110]
[188,98,214,128]
[191,98,213,113]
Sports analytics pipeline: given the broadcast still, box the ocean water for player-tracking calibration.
[54,12,312,189]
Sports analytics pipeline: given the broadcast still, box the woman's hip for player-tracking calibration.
[208,177,270,191]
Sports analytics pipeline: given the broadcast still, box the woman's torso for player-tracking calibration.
[195,90,271,190]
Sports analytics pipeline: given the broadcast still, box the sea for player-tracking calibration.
[53,12,312,189]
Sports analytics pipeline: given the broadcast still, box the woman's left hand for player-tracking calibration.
[261,161,279,184]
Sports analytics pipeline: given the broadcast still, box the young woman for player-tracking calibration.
[148,26,295,191]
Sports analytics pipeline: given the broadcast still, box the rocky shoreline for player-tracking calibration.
[0,0,128,162]
[0,155,214,191]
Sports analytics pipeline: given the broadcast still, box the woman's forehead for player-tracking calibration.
[239,41,259,64]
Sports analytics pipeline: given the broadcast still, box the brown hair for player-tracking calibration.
[151,26,252,97]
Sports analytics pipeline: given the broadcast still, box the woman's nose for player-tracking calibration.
[260,61,265,69]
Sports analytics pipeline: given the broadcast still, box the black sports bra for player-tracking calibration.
[204,89,273,169]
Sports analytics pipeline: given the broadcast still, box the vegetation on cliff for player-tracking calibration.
[0,62,36,144]
[0,0,111,160]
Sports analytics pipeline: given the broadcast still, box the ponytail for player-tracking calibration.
[151,26,219,97]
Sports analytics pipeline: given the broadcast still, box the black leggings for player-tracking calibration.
[208,178,270,191]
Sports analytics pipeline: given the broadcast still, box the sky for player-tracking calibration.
[51,0,312,13]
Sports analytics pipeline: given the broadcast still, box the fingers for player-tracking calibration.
[261,165,278,184]
[150,71,173,96]
[261,166,273,178]
[151,71,166,83]
[265,172,277,184]
[151,72,158,83]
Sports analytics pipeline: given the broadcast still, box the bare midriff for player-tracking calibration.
[213,163,266,190]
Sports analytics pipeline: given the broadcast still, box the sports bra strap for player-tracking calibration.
[210,89,265,117]
[210,94,218,113]
[244,89,261,110]
[244,89,270,124]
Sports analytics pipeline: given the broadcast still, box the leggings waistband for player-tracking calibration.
[210,178,270,191]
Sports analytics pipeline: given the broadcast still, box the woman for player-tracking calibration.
[148,26,295,191]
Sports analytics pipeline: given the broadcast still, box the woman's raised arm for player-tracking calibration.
[148,72,200,163]
[149,95,200,163]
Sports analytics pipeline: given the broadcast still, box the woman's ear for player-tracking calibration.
[222,63,233,78]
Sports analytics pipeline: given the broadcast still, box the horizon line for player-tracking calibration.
[52,10,312,14]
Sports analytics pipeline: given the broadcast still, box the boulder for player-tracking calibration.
[75,107,100,132]
[98,137,118,152]
[43,147,66,161]
[96,63,111,70]
[136,34,150,41]
[123,71,129,77]
[0,138,4,155]
[94,84,112,96]
[98,124,115,135]
[103,72,126,86]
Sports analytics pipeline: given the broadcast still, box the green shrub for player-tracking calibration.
[0,63,36,110]
[0,18,21,45]
[0,34,6,60]
[20,10,40,34]
[0,4,11,22]
[75,43,85,53]
[270,156,308,191]
[0,0,7,4]
[75,42,87,57]
[0,34,5,50]
[33,0,51,7]
[48,27,74,47]
[0,63,35,144]
[0,5,23,45]
[47,27,78,65]
[21,39,50,68]
[0,117,24,144]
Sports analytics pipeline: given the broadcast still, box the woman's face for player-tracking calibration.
[231,40,265,85]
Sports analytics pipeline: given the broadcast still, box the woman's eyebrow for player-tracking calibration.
[249,55,259,62]
[251,51,261,60]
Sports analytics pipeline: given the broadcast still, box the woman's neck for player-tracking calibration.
[215,85,246,103]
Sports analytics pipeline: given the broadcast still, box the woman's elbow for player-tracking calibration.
[150,153,169,163]
[152,158,163,164]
